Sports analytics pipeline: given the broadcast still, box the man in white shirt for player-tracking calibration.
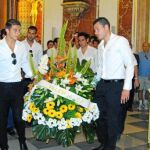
[77,32,97,72]
[0,19,32,150]
[22,26,43,69]
[92,17,134,150]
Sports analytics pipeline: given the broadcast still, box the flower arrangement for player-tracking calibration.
[22,22,99,147]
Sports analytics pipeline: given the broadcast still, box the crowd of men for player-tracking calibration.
[0,17,150,150]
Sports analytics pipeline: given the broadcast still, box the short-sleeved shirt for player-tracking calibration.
[138,51,150,77]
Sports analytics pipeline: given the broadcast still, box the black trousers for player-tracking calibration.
[0,82,25,149]
[94,80,124,150]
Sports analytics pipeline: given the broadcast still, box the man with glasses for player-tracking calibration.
[0,19,32,150]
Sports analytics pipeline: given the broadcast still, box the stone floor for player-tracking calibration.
[7,107,149,150]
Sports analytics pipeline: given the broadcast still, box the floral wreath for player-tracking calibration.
[22,22,99,147]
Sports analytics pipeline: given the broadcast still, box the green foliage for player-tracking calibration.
[57,21,68,56]
[80,59,91,75]
[29,53,37,76]
[72,47,77,72]
[56,128,76,147]
[82,122,95,143]
[66,42,72,73]
[32,122,58,141]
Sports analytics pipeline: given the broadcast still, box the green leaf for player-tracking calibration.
[82,123,95,143]
[66,42,72,73]
[32,124,49,141]
[56,128,76,147]
[29,53,37,77]
[80,60,91,75]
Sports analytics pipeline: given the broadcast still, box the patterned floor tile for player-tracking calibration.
[9,139,37,150]
[28,138,58,149]
[128,131,148,142]
[125,144,148,150]
[123,124,146,134]
[125,116,143,123]
[129,121,148,130]
[41,145,81,150]
[129,113,148,120]
[116,134,146,149]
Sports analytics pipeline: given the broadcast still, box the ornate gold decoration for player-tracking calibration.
[62,1,89,17]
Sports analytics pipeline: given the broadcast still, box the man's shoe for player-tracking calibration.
[19,142,28,150]
[7,128,16,136]
[92,144,104,150]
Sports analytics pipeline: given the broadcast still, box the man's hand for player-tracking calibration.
[134,79,140,88]
[121,90,130,104]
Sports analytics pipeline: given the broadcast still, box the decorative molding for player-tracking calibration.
[62,1,89,18]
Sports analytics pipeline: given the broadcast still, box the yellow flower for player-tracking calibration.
[43,108,49,115]
[75,112,82,118]
[27,114,32,122]
[66,120,72,128]
[46,101,55,109]
[48,109,56,118]
[68,104,75,110]
[29,102,36,111]
[32,107,39,113]
[78,107,83,113]
[56,111,63,119]
[60,105,68,113]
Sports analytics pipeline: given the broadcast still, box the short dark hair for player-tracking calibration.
[93,17,110,29]
[28,26,37,33]
[53,37,59,44]
[47,40,53,45]
[78,32,90,40]
[5,19,21,29]
[0,29,6,39]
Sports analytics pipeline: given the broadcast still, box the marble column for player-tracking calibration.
[136,0,149,51]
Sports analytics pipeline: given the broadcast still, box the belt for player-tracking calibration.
[101,79,124,83]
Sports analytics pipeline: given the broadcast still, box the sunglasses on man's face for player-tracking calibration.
[11,53,17,65]
[29,50,33,57]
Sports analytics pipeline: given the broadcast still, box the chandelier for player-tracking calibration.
[62,1,89,17]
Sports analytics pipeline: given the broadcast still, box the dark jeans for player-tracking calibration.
[0,82,26,149]
[119,79,135,134]
[7,109,14,129]
[94,80,124,150]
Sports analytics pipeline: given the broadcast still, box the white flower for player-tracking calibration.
[81,79,89,85]
[70,118,82,127]
[57,118,67,130]
[92,112,99,121]
[44,97,54,103]
[38,55,49,75]
[22,111,28,121]
[40,54,49,65]
[38,66,48,75]
[50,91,58,99]
[65,86,70,91]
[47,118,57,128]
[74,72,82,81]
[60,78,69,86]
[82,111,93,123]
[75,84,83,94]
[34,113,46,125]
[52,79,57,85]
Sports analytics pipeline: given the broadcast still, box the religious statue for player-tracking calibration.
[28,0,43,25]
